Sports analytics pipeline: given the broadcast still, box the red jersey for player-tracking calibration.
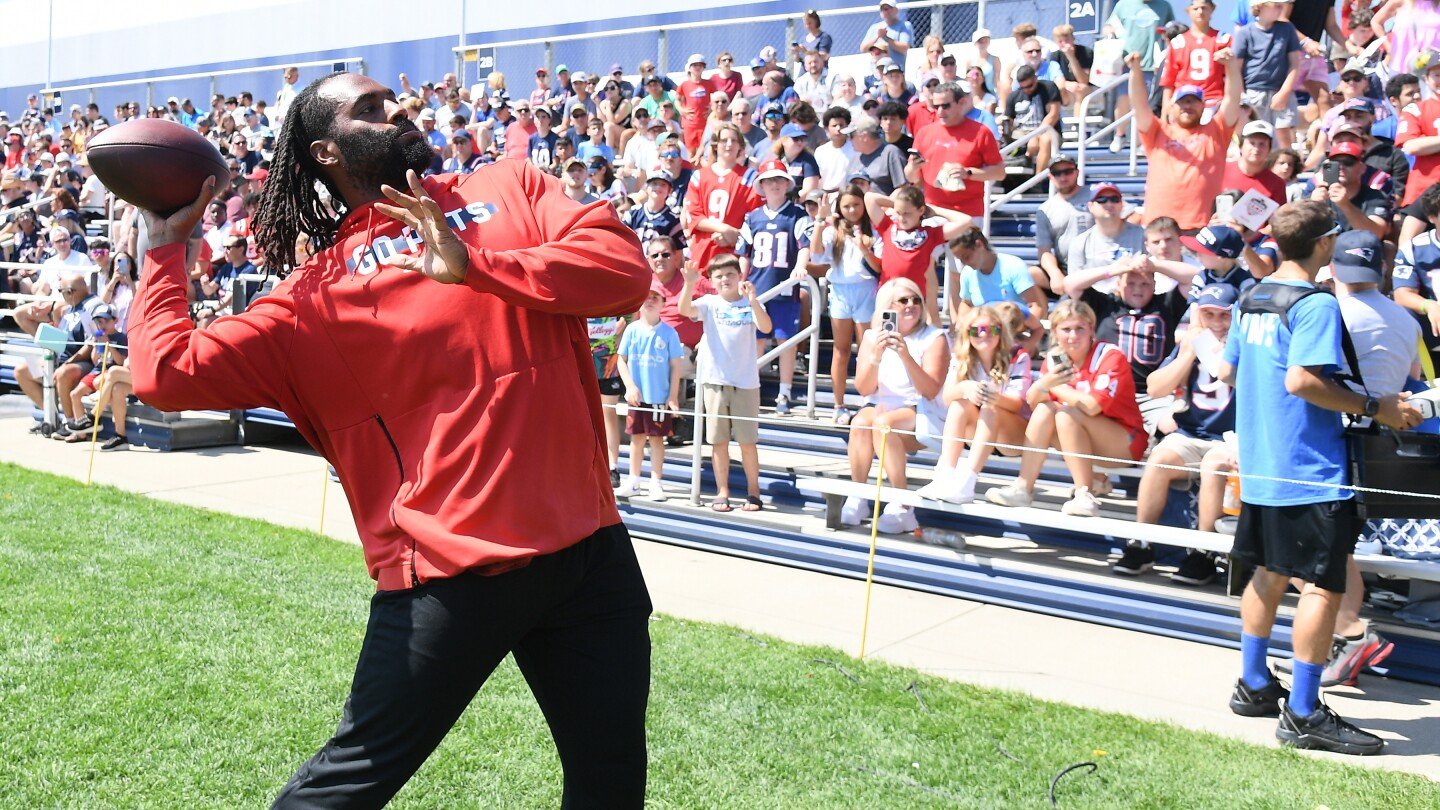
[1160,28,1231,103]
[678,78,715,154]
[711,73,743,101]
[685,163,761,272]
[504,120,536,160]
[1397,98,1440,207]
[875,215,944,295]
[130,161,650,590]
[906,100,937,137]
[1041,341,1146,459]
[1222,162,1287,204]
[912,119,1002,217]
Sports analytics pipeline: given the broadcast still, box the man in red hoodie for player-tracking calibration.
[129,72,653,807]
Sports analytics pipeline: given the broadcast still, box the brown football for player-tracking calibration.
[85,119,230,216]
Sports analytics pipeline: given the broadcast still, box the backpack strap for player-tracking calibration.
[1237,282,1366,393]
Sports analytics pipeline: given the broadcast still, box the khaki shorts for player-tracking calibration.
[702,383,760,444]
[1154,431,1224,478]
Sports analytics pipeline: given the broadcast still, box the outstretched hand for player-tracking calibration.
[375,170,470,284]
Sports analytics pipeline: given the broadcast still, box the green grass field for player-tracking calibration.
[2,462,1438,808]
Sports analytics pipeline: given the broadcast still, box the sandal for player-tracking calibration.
[710,499,733,512]
[742,495,764,512]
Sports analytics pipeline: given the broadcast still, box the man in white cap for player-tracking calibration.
[860,1,913,61]
[1224,119,1286,203]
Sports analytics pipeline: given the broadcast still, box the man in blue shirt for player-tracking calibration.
[860,1,913,62]
[1218,200,1419,756]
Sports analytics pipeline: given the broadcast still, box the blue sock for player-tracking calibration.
[1240,633,1272,690]
[1290,659,1324,717]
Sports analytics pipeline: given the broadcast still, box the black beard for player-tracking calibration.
[334,119,435,193]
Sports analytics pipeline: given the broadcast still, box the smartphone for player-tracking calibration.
[1416,397,1437,421]
[1214,194,1234,221]
[907,148,925,164]
[1047,346,1071,373]
[880,310,898,332]
[1322,160,1341,186]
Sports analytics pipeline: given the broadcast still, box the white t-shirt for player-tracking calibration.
[814,140,857,191]
[37,249,95,296]
[874,323,945,411]
[623,134,659,172]
[691,293,761,389]
[1340,288,1422,396]
[812,223,878,285]
[79,173,108,213]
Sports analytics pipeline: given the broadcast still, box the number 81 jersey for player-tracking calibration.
[738,201,811,298]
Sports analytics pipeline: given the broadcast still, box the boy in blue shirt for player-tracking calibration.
[616,283,686,500]
[1219,200,1419,756]
[1232,1,1302,151]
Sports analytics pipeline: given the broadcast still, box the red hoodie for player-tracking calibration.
[130,160,650,590]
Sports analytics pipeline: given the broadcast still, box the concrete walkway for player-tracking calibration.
[2,401,1437,781]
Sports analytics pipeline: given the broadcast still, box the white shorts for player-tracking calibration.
[1153,431,1224,479]
[1241,89,1299,130]
[827,278,879,323]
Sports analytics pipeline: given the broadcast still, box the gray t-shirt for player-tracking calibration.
[1339,288,1422,396]
[692,293,761,389]
[1232,21,1301,92]
[851,143,907,195]
[1036,187,1094,269]
[1066,222,1147,276]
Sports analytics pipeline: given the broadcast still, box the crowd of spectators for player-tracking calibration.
[2,0,1440,712]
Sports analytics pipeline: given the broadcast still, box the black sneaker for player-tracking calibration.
[67,415,96,436]
[610,469,621,488]
[1230,674,1288,717]
[100,434,129,451]
[1276,700,1385,756]
[1171,550,1218,586]
[50,422,73,440]
[1112,542,1155,576]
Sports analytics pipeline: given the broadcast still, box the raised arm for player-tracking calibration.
[1125,53,1156,134]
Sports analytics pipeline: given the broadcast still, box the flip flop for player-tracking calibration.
[742,495,764,512]
[710,499,733,512]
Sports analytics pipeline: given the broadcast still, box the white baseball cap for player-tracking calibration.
[971,28,992,43]
[686,53,707,67]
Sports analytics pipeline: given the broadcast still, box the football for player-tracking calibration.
[85,119,230,216]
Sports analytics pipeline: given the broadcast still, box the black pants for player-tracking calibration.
[272,524,652,809]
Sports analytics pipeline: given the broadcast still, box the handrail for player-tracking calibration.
[41,56,367,97]
[689,272,823,506]
[1075,72,1131,183]
[999,123,1057,159]
[988,167,1054,212]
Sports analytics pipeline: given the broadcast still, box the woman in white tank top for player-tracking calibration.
[841,278,950,534]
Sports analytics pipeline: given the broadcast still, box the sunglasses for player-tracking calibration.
[1094,195,1123,204]
[648,251,673,259]
[659,151,681,159]
[968,325,1000,338]
[893,296,921,306]
[1320,222,1343,238]
[1343,75,1367,83]
[934,101,954,110]
[1052,167,1077,176]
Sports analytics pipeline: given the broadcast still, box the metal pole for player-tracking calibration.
[806,277,820,420]
[145,82,153,110]
[658,29,669,75]
[785,19,796,73]
[689,390,705,506]
[47,0,54,101]
[931,4,944,41]
[977,0,985,30]
[459,0,468,86]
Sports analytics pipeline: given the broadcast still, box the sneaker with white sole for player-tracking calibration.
[839,495,871,527]
[1112,542,1155,576]
[646,482,668,502]
[915,465,954,500]
[919,467,976,504]
[1061,486,1099,517]
[986,482,1034,507]
[614,478,642,498]
[875,502,919,534]
[774,394,792,415]
[1170,550,1218,586]
[1276,700,1385,756]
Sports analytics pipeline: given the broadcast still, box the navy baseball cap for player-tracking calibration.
[1193,283,1238,309]
[779,123,806,139]
[1182,225,1244,260]
[1173,85,1205,103]
[1331,230,1384,284]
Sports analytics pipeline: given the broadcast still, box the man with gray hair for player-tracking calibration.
[845,115,906,193]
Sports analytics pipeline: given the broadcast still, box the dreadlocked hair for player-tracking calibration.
[252,73,349,275]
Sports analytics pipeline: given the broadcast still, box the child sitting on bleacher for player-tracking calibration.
[917,303,1033,504]
[614,283,686,500]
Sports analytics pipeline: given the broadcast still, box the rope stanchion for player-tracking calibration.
[858,425,890,660]
[83,349,110,487]
[319,463,330,534]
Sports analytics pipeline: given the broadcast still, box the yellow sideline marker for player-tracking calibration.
[84,350,110,487]
[858,426,890,659]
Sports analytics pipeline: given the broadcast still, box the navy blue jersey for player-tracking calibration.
[1396,230,1440,300]
[738,202,811,297]
[1160,344,1236,441]
[625,204,684,247]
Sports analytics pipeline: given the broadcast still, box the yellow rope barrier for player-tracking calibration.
[319,462,331,535]
[858,425,890,660]
[84,348,110,487]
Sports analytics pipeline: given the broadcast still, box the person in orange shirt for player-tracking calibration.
[1127,49,1242,232]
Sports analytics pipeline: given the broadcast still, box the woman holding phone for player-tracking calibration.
[840,278,950,534]
[985,299,1145,517]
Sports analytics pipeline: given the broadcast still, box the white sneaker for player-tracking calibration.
[875,502,919,534]
[646,481,668,502]
[1109,134,1125,153]
[614,478,642,498]
[986,482,1034,507]
[839,495,871,527]
[915,465,955,500]
[1062,486,1100,517]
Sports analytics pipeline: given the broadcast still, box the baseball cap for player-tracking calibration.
[1415,49,1440,73]
[92,304,116,321]
[843,115,880,135]
[1192,283,1238,310]
[166,96,179,105]
[573,71,591,84]
[1091,181,1123,198]
[417,108,435,121]
[687,53,707,67]
[845,170,870,185]
[971,28,992,43]
[778,123,807,139]
[876,58,896,73]
[533,106,552,119]
[761,101,787,118]
[610,63,624,74]
[563,156,587,171]
[1331,230,1385,284]
[1339,97,1376,115]
[450,129,472,141]
[1340,59,1367,78]
[919,72,940,87]
[756,159,793,184]
[1173,85,1205,103]
[940,53,957,65]
[1048,154,1077,170]
[883,60,904,74]
[36,152,53,163]
[1181,225,1244,260]
[880,0,897,6]
[1241,120,1274,141]
[245,167,269,182]
[535,67,548,76]
[1329,120,1368,140]
[646,279,668,299]
[646,170,675,186]
[803,188,826,204]
[555,64,569,74]
[1328,140,1364,159]
[646,116,666,130]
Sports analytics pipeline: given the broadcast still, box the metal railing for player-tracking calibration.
[1074,72,1138,182]
[0,337,59,431]
[40,57,366,112]
[688,273,822,506]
